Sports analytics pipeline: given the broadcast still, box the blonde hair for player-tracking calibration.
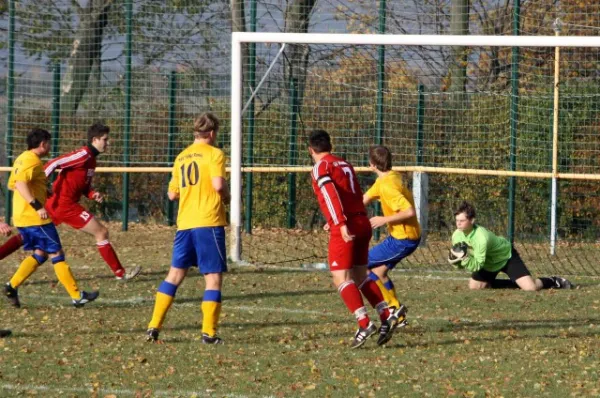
[194,112,219,138]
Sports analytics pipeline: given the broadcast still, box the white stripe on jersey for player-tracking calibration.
[45,149,88,176]
[317,176,331,188]
[320,185,339,225]
[311,160,323,181]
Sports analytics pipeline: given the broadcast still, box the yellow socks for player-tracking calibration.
[370,271,401,310]
[52,259,81,299]
[9,254,46,288]
[148,281,178,330]
[201,290,222,337]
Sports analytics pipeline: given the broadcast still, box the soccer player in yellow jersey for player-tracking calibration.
[146,112,229,344]
[363,145,421,332]
[4,128,99,308]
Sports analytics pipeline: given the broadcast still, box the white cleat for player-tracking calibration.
[116,265,142,281]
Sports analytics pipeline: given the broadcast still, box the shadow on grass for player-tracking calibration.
[434,317,600,332]
[13,318,326,339]
[387,327,600,349]
[22,269,172,286]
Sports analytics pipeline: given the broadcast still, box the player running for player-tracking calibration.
[0,123,141,281]
[363,145,420,334]
[309,130,398,348]
[4,128,99,308]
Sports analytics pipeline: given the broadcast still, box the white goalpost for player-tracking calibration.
[230,32,600,264]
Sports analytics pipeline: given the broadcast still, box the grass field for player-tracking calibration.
[1,224,599,397]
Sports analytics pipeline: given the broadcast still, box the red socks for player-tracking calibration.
[97,240,125,277]
[359,279,390,321]
[338,280,370,328]
[0,234,23,260]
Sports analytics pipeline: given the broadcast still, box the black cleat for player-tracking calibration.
[0,329,12,338]
[552,276,573,289]
[391,304,409,332]
[201,333,224,345]
[377,305,409,346]
[146,328,160,342]
[350,322,377,349]
[72,291,100,308]
[4,283,20,308]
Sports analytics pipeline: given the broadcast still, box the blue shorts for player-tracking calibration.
[17,224,63,254]
[368,236,420,270]
[171,226,227,274]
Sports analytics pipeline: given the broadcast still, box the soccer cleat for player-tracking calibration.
[146,328,160,342]
[350,322,377,349]
[201,333,224,345]
[391,304,409,331]
[4,283,20,308]
[0,329,12,338]
[552,276,573,289]
[116,265,142,281]
[377,305,409,346]
[72,290,100,308]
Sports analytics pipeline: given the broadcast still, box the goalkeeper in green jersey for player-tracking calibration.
[449,201,572,291]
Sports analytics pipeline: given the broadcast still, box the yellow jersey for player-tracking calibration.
[365,171,420,240]
[8,150,52,227]
[168,142,227,230]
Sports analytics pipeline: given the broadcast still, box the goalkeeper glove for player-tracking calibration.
[448,242,469,265]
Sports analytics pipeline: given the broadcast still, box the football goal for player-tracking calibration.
[230,31,600,275]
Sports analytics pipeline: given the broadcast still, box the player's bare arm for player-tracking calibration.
[340,224,355,242]
[212,177,230,203]
[0,222,12,237]
[167,191,179,201]
[14,181,48,220]
[370,207,416,229]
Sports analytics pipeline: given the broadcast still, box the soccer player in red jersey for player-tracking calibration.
[0,123,141,281]
[0,220,14,337]
[308,129,398,348]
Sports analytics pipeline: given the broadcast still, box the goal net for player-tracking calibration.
[231,32,600,276]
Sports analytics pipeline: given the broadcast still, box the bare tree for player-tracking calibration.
[62,0,113,116]
[284,0,316,108]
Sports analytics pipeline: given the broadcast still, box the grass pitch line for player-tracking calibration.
[0,383,259,397]
[23,293,333,315]
[18,293,564,327]
[235,264,470,281]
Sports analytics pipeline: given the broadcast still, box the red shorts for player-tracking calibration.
[46,203,94,230]
[328,215,372,271]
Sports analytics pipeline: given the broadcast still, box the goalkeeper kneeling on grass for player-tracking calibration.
[449,201,572,291]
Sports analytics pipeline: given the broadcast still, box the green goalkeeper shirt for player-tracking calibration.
[451,225,512,273]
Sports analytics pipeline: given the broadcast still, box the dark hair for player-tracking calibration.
[194,112,219,138]
[369,145,392,172]
[87,123,110,143]
[308,130,332,153]
[454,201,476,220]
[26,128,51,150]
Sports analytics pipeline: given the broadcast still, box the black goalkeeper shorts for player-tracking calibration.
[471,246,531,284]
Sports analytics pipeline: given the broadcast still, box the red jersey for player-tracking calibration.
[44,145,98,208]
[311,154,367,228]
